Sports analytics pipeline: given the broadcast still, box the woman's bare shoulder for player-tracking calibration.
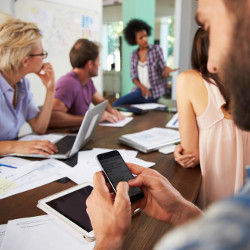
[177,70,204,89]
[177,69,202,81]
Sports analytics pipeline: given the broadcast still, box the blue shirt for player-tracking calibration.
[0,73,40,140]
[155,166,250,249]
[130,44,168,99]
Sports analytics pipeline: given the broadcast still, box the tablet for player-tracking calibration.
[37,182,95,241]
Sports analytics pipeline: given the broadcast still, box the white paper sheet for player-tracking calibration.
[1,215,94,250]
[0,157,32,180]
[159,144,177,154]
[99,117,133,127]
[67,148,154,184]
[166,113,179,128]
[0,159,72,199]
[131,103,165,110]
[0,224,7,248]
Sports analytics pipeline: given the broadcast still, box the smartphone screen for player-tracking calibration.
[97,150,144,204]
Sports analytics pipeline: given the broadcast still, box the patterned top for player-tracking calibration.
[130,44,168,99]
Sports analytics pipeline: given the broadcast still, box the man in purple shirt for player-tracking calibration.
[49,39,124,128]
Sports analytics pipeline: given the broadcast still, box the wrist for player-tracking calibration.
[170,198,202,227]
[46,87,55,95]
[94,236,124,250]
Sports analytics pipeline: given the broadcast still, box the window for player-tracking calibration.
[102,21,123,71]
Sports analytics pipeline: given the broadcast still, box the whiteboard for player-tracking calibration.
[14,0,102,106]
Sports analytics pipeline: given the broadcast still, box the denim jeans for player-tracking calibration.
[113,89,159,107]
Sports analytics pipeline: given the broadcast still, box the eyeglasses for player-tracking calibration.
[29,50,48,58]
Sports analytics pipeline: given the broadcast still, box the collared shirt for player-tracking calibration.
[155,166,250,249]
[0,72,39,140]
[130,44,168,99]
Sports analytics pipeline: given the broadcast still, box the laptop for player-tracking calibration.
[14,100,108,159]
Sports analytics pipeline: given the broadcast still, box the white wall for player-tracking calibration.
[0,0,15,15]
[1,0,103,107]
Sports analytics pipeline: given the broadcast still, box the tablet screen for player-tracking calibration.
[47,185,93,233]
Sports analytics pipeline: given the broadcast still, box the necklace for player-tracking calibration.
[14,84,19,109]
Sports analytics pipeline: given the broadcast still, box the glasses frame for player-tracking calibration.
[29,50,48,58]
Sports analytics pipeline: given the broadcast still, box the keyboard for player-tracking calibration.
[55,135,76,154]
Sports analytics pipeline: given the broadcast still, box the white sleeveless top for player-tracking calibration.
[137,61,150,89]
[196,78,250,209]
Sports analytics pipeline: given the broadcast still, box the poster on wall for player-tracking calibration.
[14,0,102,105]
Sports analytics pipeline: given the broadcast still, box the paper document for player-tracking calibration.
[0,224,7,248]
[1,215,94,250]
[0,159,72,199]
[119,127,180,153]
[99,117,133,127]
[131,103,165,110]
[159,144,177,154]
[166,113,179,128]
[67,148,155,184]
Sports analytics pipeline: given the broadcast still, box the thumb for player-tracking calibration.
[114,181,130,208]
[129,174,160,190]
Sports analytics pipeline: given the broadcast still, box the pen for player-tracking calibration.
[145,93,148,99]
[0,163,17,169]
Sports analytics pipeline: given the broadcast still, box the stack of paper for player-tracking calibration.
[119,128,180,153]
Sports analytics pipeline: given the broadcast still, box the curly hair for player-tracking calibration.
[123,19,152,46]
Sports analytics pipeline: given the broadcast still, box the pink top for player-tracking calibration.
[196,78,250,209]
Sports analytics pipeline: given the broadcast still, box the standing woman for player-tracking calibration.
[0,16,58,156]
[174,28,250,208]
[113,19,179,107]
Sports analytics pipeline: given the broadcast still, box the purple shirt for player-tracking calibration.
[55,71,96,116]
[130,44,168,99]
[0,73,40,140]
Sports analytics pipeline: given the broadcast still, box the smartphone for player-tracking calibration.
[96,150,144,204]
[37,183,95,241]
[116,107,148,115]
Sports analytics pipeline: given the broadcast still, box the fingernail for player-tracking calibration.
[128,179,135,184]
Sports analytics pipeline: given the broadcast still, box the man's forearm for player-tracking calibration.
[49,110,83,128]
[170,199,202,227]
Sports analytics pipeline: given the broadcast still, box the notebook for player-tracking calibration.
[14,100,108,159]
[119,127,180,153]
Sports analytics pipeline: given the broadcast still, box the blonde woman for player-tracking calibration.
[0,16,57,156]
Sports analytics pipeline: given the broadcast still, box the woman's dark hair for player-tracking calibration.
[70,39,99,68]
[191,28,230,110]
[123,19,152,46]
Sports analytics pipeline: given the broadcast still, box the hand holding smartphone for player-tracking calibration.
[96,150,144,204]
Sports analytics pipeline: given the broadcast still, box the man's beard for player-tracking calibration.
[220,19,250,131]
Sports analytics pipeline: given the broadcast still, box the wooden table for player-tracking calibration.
[0,110,201,249]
